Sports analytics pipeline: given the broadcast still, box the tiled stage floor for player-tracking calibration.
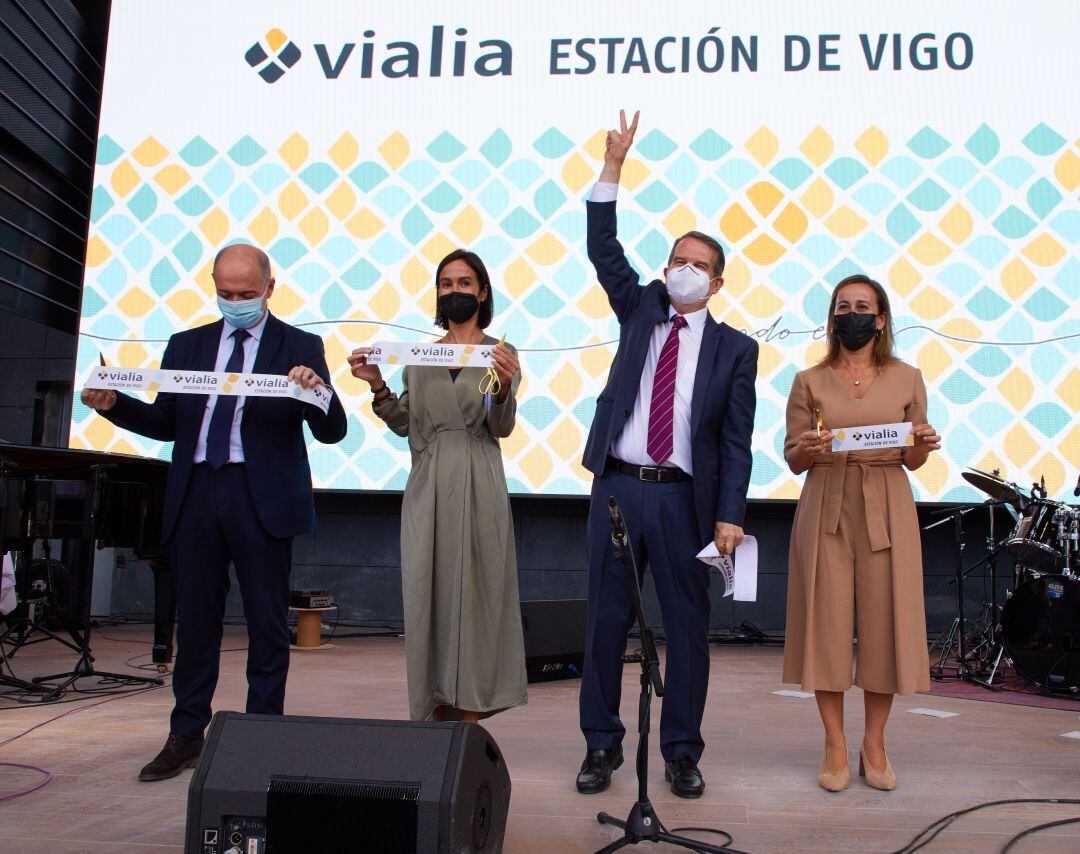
[2,627,1079,852]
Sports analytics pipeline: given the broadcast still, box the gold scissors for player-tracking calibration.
[478,335,506,396]
[807,385,823,437]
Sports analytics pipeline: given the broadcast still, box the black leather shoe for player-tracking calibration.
[138,734,204,781]
[664,755,705,799]
[575,746,624,794]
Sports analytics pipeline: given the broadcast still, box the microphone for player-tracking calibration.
[1073,471,1079,498]
[609,497,625,546]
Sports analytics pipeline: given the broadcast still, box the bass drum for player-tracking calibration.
[1002,574,1080,692]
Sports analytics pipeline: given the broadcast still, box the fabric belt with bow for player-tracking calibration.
[811,453,902,552]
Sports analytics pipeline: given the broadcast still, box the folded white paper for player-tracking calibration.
[772,689,814,699]
[696,535,758,601]
[906,707,959,719]
[832,421,913,451]
[365,341,495,367]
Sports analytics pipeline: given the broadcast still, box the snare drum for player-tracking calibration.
[1006,499,1065,572]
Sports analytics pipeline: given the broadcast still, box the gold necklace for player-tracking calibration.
[843,362,874,386]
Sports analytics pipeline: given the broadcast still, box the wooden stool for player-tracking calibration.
[289,605,337,650]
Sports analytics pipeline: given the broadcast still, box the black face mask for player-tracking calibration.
[833,311,879,351]
[438,292,480,325]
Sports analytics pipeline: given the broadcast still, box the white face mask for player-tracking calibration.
[665,263,711,304]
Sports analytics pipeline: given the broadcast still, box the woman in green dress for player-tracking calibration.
[348,249,527,722]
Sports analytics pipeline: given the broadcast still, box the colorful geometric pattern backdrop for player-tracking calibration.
[71,121,1079,501]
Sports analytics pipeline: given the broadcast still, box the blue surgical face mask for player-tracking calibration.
[218,294,266,329]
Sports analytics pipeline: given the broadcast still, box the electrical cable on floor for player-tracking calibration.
[656,816,744,852]
[890,798,1080,853]
[1000,815,1080,853]
[0,762,52,802]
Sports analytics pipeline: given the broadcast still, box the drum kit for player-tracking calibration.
[928,468,1080,694]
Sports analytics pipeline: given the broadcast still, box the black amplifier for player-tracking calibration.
[288,589,333,609]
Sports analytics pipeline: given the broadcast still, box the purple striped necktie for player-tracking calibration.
[646,315,687,465]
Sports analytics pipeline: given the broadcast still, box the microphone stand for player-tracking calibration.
[595,498,735,854]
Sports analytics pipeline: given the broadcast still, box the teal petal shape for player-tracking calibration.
[991,156,1035,189]
[943,423,981,468]
[966,286,1010,321]
[635,229,670,271]
[797,235,841,267]
[825,258,861,286]
[802,282,832,320]
[534,179,567,220]
[97,258,127,296]
[341,258,380,291]
[992,205,1036,239]
[176,186,212,216]
[80,286,106,316]
[127,184,157,222]
[228,184,258,220]
[149,257,179,296]
[179,136,216,167]
[613,209,646,242]
[299,162,337,193]
[768,261,812,294]
[934,156,978,189]
[550,316,589,345]
[966,176,1001,218]
[90,186,114,223]
[450,159,490,191]
[771,364,798,400]
[690,129,731,161]
[1022,122,1066,156]
[770,157,813,190]
[964,124,999,165]
[204,159,234,197]
[320,282,351,318]
[1023,287,1068,322]
[123,234,152,271]
[716,157,757,190]
[480,129,512,167]
[907,178,950,212]
[421,181,462,213]
[964,236,1009,269]
[1027,402,1070,438]
[852,234,893,265]
[635,181,677,213]
[966,346,1009,377]
[532,128,574,159]
[886,203,920,244]
[337,415,365,456]
[1049,210,1080,243]
[269,237,306,269]
[1054,257,1080,302]
[95,136,123,165]
[664,153,698,193]
[552,257,586,296]
[426,131,466,162]
[319,236,358,267]
[1027,178,1062,220]
[938,262,980,296]
[519,396,561,430]
[369,233,406,265]
[251,163,288,193]
[293,262,330,290]
[147,213,183,245]
[504,159,543,190]
[939,369,984,405]
[477,180,510,218]
[99,214,136,245]
[880,156,922,188]
[970,402,1014,437]
[144,307,175,341]
[400,160,438,191]
[824,157,868,190]
[753,400,781,432]
[750,451,781,486]
[227,135,265,165]
[172,231,202,272]
[550,210,585,242]
[636,129,677,161]
[907,126,949,158]
[573,397,597,427]
[401,205,433,243]
[372,186,410,216]
[523,285,563,319]
[500,207,540,239]
[851,182,895,216]
[1030,345,1067,384]
[693,179,727,217]
[348,161,388,192]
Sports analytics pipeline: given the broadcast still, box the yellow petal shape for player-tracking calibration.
[167,288,206,321]
[888,256,922,297]
[824,205,867,239]
[549,417,582,462]
[1003,423,1038,468]
[743,234,786,265]
[743,284,784,318]
[369,282,400,319]
[132,137,168,167]
[998,366,1034,410]
[199,208,229,245]
[327,132,359,171]
[378,131,410,170]
[908,232,951,265]
[938,204,973,245]
[746,181,784,218]
[562,153,593,193]
[325,182,357,221]
[745,127,779,167]
[583,129,608,162]
[278,133,309,172]
[800,178,834,220]
[265,28,287,52]
[526,234,565,266]
[153,164,191,195]
[421,233,457,264]
[721,258,751,299]
[909,286,953,320]
[580,340,614,378]
[1021,233,1064,266]
[345,207,384,240]
[110,159,140,197]
[620,158,649,191]
[800,126,834,166]
[299,207,329,245]
[451,205,483,245]
[1000,258,1035,300]
[521,445,553,489]
[504,257,537,297]
[85,235,110,267]
[550,363,583,408]
[1057,368,1080,411]
[719,202,755,243]
[577,287,612,320]
[1054,149,1080,192]
[248,206,279,244]
[773,203,808,243]
[278,181,308,221]
[915,339,951,383]
[400,256,430,296]
[854,125,889,166]
[117,286,154,318]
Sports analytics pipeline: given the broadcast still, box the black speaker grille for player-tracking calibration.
[266,776,421,854]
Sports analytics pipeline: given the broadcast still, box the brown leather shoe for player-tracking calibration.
[138,734,203,782]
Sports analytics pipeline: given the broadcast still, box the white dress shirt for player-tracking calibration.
[593,182,706,474]
[193,312,267,464]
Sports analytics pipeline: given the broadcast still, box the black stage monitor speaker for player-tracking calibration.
[520,598,586,683]
[186,712,510,854]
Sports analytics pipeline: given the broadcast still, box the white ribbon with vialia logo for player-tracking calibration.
[84,367,334,414]
[831,422,914,452]
[365,341,496,367]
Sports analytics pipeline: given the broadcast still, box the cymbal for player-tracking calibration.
[962,468,1024,508]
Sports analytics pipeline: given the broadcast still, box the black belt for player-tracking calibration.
[608,457,691,483]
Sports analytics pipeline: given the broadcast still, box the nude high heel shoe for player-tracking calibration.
[818,743,849,792]
[859,745,896,791]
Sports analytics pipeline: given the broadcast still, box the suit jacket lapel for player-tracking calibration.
[690,315,722,438]
[252,312,284,375]
[196,320,224,371]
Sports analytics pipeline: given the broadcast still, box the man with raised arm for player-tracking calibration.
[575,111,757,799]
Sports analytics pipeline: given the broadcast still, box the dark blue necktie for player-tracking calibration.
[206,329,249,469]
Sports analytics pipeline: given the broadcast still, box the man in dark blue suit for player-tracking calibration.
[81,244,347,780]
[576,112,757,798]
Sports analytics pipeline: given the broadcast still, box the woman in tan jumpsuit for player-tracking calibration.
[782,274,941,792]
